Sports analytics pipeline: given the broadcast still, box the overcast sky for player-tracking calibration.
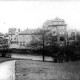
[0,1,80,33]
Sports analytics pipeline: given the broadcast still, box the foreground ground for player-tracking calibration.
[0,57,80,80]
[15,60,80,80]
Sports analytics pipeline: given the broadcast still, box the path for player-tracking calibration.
[0,60,16,80]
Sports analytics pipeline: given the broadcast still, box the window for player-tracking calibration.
[53,31,56,34]
[59,26,64,29]
[23,44,25,46]
[20,44,22,46]
[60,37,65,41]
[60,32,64,35]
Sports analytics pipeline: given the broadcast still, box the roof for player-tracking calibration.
[43,17,67,27]
[53,17,65,22]
[18,28,41,35]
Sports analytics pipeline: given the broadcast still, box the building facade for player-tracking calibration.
[18,33,32,49]
[17,29,41,49]
[8,28,38,49]
[43,17,67,45]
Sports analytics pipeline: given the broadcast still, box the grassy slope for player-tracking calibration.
[15,60,80,80]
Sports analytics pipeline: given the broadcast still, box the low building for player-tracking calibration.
[8,28,40,49]
[17,29,41,49]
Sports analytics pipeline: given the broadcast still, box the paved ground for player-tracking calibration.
[0,60,16,80]
[15,60,80,80]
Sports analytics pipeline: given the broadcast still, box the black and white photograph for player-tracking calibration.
[0,0,80,80]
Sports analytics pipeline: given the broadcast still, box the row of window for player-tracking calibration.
[59,32,65,35]
[48,21,64,25]
[52,31,65,35]
[52,37,65,41]
[19,41,25,43]
[46,25,65,30]
[20,44,26,46]
[10,38,18,40]
[59,26,65,29]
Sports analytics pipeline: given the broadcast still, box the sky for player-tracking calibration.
[0,1,80,33]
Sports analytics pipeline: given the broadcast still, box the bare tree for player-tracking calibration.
[28,29,50,61]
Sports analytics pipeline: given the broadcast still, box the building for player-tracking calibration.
[67,29,77,40]
[8,28,40,49]
[0,33,8,49]
[18,31,32,49]
[8,28,20,49]
[67,29,78,45]
[43,17,67,46]
[17,28,41,49]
